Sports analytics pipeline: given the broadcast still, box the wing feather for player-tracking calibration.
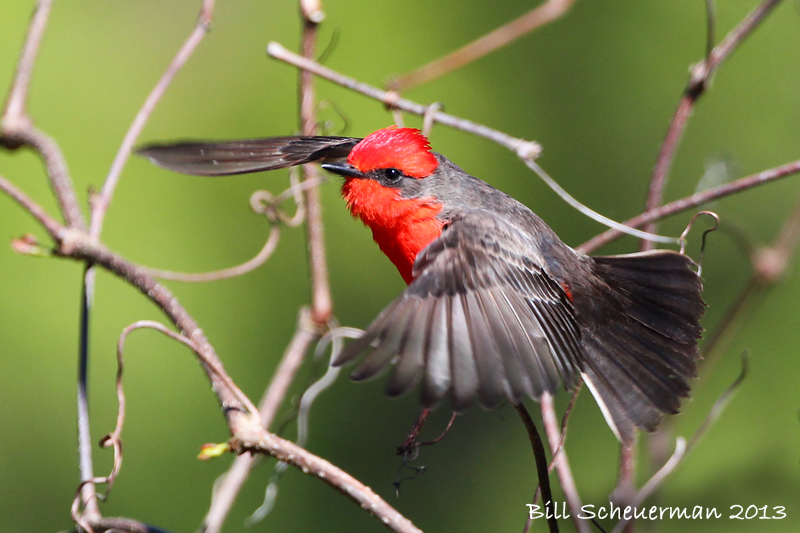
[138,136,360,176]
[336,210,583,410]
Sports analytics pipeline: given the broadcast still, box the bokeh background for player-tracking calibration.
[1,1,799,531]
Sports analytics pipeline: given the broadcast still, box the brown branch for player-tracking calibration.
[201,4,335,529]
[641,0,783,248]
[299,2,333,325]
[612,440,637,519]
[89,0,216,239]
[230,426,421,533]
[40,226,415,532]
[609,438,687,533]
[1,0,51,130]
[267,42,543,160]
[2,126,86,232]
[72,321,196,532]
[142,226,281,282]
[539,393,589,533]
[578,159,800,254]
[201,455,259,533]
[700,189,800,378]
[57,236,258,420]
[389,0,577,92]
[0,173,64,241]
[1,2,86,232]
[1,1,93,519]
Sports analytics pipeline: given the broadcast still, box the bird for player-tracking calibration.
[139,126,704,443]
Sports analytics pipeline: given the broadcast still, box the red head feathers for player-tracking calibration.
[347,127,438,178]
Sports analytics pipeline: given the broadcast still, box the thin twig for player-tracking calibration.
[0,173,64,240]
[1,0,85,231]
[142,226,280,282]
[524,158,680,245]
[753,189,800,284]
[609,438,687,533]
[701,189,800,378]
[202,5,336,528]
[268,41,736,247]
[1,0,52,130]
[76,319,198,528]
[2,126,86,231]
[641,0,783,247]
[56,236,258,419]
[267,42,543,159]
[247,330,345,526]
[44,229,416,532]
[514,403,559,533]
[110,321,198,476]
[389,0,577,92]
[89,0,217,239]
[540,393,589,533]
[689,354,748,451]
[299,2,333,325]
[202,309,319,533]
[230,426,422,533]
[612,440,637,521]
[578,159,800,253]
[77,6,216,517]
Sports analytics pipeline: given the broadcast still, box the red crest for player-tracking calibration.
[347,127,438,178]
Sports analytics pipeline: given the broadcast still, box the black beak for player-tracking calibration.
[321,162,364,178]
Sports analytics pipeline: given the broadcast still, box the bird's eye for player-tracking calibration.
[384,168,401,181]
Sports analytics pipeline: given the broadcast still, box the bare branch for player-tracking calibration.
[45,230,414,532]
[1,0,52,130]
[229,426,421,533]
[260,309,321,428]
[56,236,258,420]
[267,42,543,159]
[1,0,86,231]
[2,126,86,231]
[610,438,687,533]
[578,159,800,253]
[142,226,280,282]
[642,0,783,247]
[201,310,320,532]
[89,0,217,238]
[202,5,336,528]
[389,0,577,92]
[540,393,590,533]
[690,354,748,451]
[524,158,680,245]
[74,320,197,532]
[299,3,333,325]
[0,173,64,241]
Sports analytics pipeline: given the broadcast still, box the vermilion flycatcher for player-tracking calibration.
[140,126,704,443]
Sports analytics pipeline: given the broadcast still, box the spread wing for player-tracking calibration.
[137,136,361,176]
[334,210,584,411]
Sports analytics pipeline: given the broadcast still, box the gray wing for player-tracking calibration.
[334,210,584,411]
[137,136,361,176]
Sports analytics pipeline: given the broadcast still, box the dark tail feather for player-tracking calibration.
[582,250,704,442]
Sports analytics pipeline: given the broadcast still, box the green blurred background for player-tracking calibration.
[1,1,799,531]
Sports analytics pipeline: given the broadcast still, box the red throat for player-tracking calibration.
[341,178,443,284]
